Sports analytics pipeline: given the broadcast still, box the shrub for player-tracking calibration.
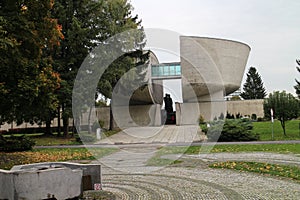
[226,112,235,119]
[199,115,205,125]
[251,114,257,121]
[0,135,35,152]
[206,119,259,142]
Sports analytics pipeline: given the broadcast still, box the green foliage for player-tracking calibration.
[186,143,300,154]
[210,161,300,182]
[251,114,257,121]
[0,0,62,126]
[226,112,235,119]
[0,135,35,152]
[241,67,267,99]
[253,120,300,141]
[294,59,300,98]
[198,115,205,124]
[205,119,259,142]
[51,0,148,132]
[264,91,299,135]
[230,95,241,101]
[76,134,96,144]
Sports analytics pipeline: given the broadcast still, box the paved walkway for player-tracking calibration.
[96,125,206,145]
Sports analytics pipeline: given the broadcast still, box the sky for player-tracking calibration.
[131,0,300,101]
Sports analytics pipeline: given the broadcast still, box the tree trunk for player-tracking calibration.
[62,104,69,138]
[280,119,286,136]
[71,119,75,137]
[88,105,93,134]
[45,120,52,135]
[57,106,61,136]
[109,103,114,131]
[63,117,69,138]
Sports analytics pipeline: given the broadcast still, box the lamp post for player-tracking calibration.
[271,108,274,140]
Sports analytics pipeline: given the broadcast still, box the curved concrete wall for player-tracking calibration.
[123,51,163,105]
[180,36,250,102]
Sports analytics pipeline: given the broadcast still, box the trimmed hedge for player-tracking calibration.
[203,119,260,142]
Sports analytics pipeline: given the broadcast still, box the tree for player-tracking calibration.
[52,0,148,134]
[294,60,300,98]
[0,0,62,129]
[241,67,267,99]
[264,91,299,136]
[94,0,149,130]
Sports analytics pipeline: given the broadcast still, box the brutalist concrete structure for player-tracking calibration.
[110,36,250,127]
[177,36,251,123]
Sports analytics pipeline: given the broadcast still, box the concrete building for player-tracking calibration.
[107,36,252,128]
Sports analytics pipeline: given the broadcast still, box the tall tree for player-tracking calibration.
[264,91,299,136]
[0,0,62,128]
[52,0,148,133]
[241,67,267,99]
[96,0,148,130]
[294,60,300,98]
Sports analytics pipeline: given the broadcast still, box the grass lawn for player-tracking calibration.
[33,135,80,146]
[3,129,121,146]
[210,161,300,183]
[187,143,300,154]
[147,143,300,166]
[147,143,300,182]
[0,147,117,170]
[253,120,300,141]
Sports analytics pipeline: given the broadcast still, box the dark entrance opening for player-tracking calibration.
[164,93,176,125]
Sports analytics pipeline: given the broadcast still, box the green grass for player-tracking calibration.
[253,120,300,141]
[146,146,189,166]
[187,143,300,154]
[3,129,121,146]
[210,161,300,183]
[147,143,300,166]
[0,147,117,170]
[33,136,80,146]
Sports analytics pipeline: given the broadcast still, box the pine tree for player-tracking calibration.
[294,60,300,98]
[241,67,267,99]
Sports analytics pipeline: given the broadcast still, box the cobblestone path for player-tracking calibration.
[102,167,300,199]
[97,149,300,199]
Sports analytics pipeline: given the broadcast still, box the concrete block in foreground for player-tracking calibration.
[0,162,101,200]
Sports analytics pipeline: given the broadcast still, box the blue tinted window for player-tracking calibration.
[151,63,181,77]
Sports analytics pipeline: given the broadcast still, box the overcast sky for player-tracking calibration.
[131,0,300,99]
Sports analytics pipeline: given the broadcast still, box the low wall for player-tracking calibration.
[226,99,264,118]
[176,99,264,124]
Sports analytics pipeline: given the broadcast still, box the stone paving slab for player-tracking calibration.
[96,125,205,145]
[101,166,300,199]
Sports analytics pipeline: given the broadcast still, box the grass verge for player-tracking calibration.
[210,161,300,183]
[0,148,117,170]
[186,143,300,154]
[147,144,300,167]
[253,120,300,141]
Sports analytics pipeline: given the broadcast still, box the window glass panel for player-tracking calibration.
[169,65,175,76]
